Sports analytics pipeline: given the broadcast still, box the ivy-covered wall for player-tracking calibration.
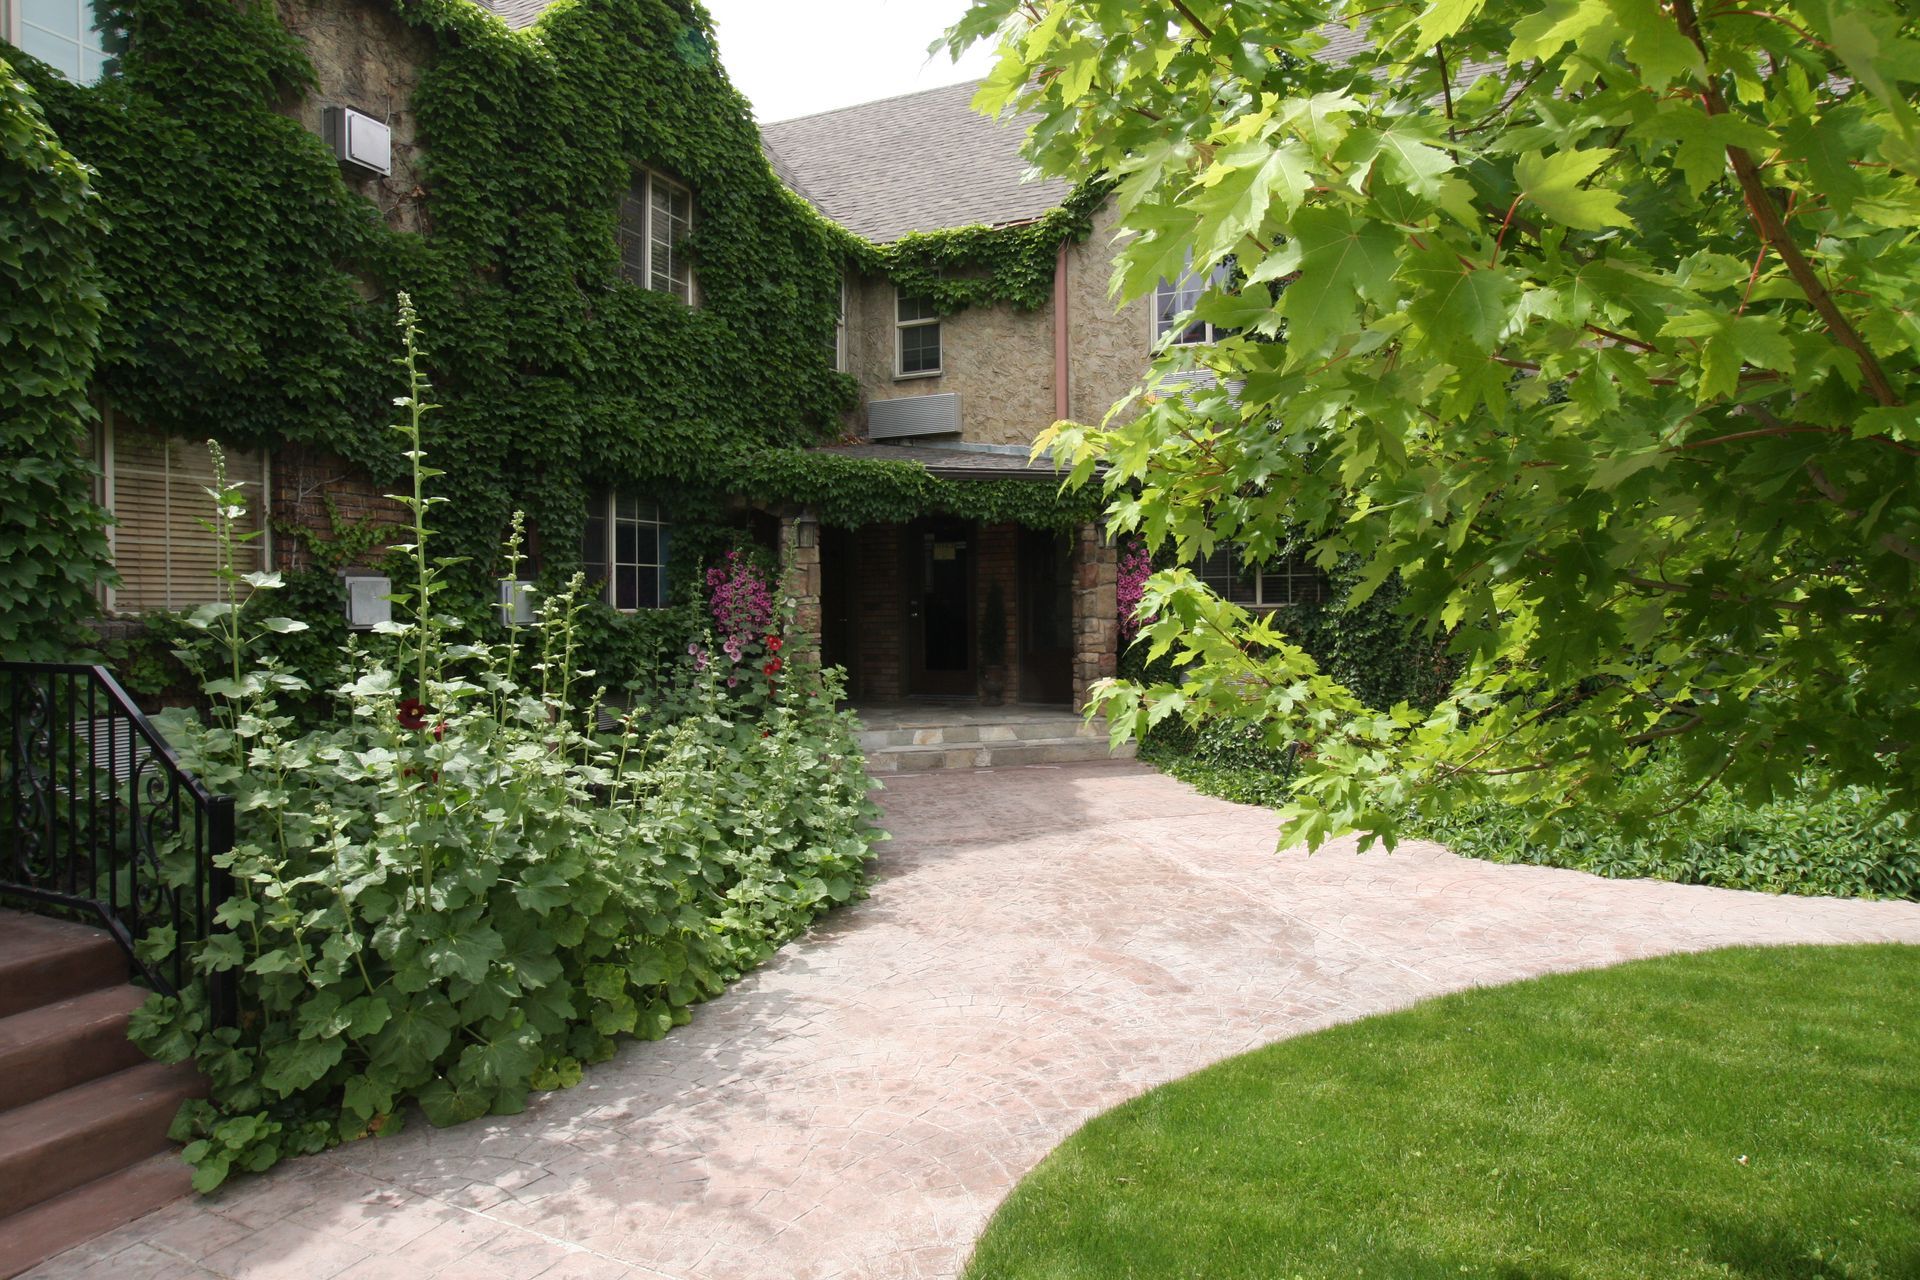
[5,0,1106,685]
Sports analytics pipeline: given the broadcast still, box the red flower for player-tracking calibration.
[765,635,783,653]
[397,698,428,731]
[762,657,782,676]
[432,720,448,742]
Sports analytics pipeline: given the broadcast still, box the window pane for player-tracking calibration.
[17,27,82,80]
[614,566,639,611]
[897,294,937,323]
[636,567,660,610]
[900,323,940,374]
[614,520,638,566]
[617,180,648,285]
[649,175,693,303]
[23,0,79,39]
[631,524,657,568]
[580,511,608,588]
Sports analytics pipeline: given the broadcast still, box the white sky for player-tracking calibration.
[701,0,1002,123]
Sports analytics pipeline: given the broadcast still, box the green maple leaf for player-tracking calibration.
[1516,148,1633,229]
[1277,206,1401,356]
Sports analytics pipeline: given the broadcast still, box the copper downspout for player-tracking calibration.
[1053,239,1071,423]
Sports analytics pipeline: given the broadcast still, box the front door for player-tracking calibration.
[906,517,974,697]
[1019,528,1074,703]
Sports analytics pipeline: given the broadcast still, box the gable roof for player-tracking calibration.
[760,80,1071,245]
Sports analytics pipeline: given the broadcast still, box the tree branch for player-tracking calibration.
[1670,0,1901,408]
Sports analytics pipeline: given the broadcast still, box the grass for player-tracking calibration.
[963,945,1920,1280]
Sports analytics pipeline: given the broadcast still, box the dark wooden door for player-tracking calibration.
[906,517,974,697]
[819,525,855,700]
[1019,528,1074,704]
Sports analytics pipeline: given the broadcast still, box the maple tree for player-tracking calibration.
[950,0,1920,846]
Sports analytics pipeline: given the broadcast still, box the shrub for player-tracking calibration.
[131,300,880,1189]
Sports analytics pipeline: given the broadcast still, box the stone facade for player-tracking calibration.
[844,272,1058,447]
[1069,522,1117,708]
[1066,201,1155,427]
[274,0,435,236]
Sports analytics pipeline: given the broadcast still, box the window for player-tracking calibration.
[830,276,849,373]
[1192,544,1325,608]
[5,0,124,85]
[1154,252,1231,347]
[616,169,695,303]
[896,292,941,378]
[97,417,270,614]
[581,494,670,610]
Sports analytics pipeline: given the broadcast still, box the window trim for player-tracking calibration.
[96,410,274,617]
[581,492,670,613]
[618,168,697,305]
[894,289,942,380]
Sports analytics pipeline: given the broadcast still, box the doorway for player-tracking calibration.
[1019,528,1074,703]
[906,517,974,697]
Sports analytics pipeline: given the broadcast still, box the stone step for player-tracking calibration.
[0,1152,191,1280]
[0,1060,205,1221]
[0,914,127,1020]
[0,985,152,1114]
[856,717,1108,751]
[865,735,1137,773]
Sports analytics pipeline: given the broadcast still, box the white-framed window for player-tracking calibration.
[1154,252,1232,347]
[616,169,695,304]
[4,0,124,84]
[1193,544,1325,609]
[831,276,849,373]
[895,291,941,378]
[95,415,272,615]
[580,494,670,611]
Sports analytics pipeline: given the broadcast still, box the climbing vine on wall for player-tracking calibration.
[0,55,114,660]
[861,178,1112,314]
[6,0,1100,674]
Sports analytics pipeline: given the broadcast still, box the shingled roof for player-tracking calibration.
[476,0,551,29]
[759,80,1071,245]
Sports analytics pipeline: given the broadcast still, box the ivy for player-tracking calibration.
[0,54,113,659]
[861,178,1113,313]
[735,447,1102,531]
[6,0,1104,677]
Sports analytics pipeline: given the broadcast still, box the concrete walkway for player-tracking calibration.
[32,761,1920,1280]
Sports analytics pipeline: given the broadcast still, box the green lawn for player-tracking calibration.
[964,945,1920,1280]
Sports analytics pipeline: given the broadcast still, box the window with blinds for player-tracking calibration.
[100,420,270,614]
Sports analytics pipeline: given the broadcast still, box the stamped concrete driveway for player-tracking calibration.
[33,760,1920,1280]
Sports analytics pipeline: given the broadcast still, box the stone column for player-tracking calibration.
[1069,522,1118,710]
[779,506,823,659]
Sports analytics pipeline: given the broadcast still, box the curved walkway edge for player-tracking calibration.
[32,760,1920,1280]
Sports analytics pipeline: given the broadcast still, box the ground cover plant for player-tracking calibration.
[131,301,880,1189]
[963,945,1920,1280]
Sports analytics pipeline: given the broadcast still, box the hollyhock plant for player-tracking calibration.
[706,550,774,647]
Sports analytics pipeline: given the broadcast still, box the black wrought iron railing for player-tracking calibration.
[1,662,234,1022]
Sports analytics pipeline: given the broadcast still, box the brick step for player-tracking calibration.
[0,986,152,1113]
[856,717,1108,751]
[0,914,127,1020]
[866,735,1137,773]
[0,1061,205,1220]
[0,1152,190,1280]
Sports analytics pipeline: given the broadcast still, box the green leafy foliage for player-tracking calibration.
[134,304,881,1188]
[866,179,1112,313]
[962,0,1920,849]
[0,57,113,658]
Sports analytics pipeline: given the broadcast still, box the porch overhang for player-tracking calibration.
[810,442,1082,483]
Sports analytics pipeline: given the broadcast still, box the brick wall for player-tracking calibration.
[270,445,411,574]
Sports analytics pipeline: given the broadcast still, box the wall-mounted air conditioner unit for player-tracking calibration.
[323,106,392,177]
[343,575,391,631]
[496,579,537,626]
[868,392,961,440]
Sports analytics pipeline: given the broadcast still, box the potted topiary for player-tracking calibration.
[979,581,1008,705]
